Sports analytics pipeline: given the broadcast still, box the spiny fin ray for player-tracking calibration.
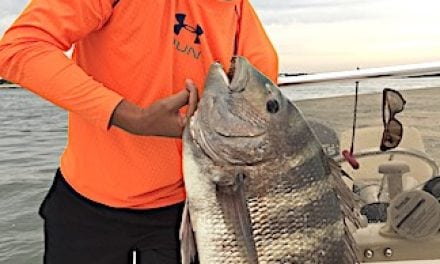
[328,157,362,263]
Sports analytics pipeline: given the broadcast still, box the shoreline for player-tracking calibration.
[0,84,21,89]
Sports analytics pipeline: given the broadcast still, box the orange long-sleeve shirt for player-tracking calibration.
[0,0,278,208]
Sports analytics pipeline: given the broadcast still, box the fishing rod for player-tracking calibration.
[278,61,440,85]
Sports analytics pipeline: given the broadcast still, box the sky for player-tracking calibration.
[1,0,440,73]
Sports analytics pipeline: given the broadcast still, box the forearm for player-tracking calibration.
[110,99,144,134]
[0,0,122,130]
[110,80,198,138]
[0,41,123,130]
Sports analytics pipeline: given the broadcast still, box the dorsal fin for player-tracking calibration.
[328,158,363,263]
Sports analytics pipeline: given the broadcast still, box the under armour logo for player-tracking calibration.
[174,13,204,44]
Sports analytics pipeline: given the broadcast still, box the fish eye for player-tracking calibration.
[266,99,279,114]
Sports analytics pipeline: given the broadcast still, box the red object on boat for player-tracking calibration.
[342,150,360,170]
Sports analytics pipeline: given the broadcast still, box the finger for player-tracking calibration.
[179,115,188,128]
[165,89,190,111]
[185,79,198,118]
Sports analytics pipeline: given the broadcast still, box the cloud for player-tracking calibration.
[0,0,28,17]
[0,0,27,13]
[249,0,440,72]
[2,0,440,72]
[0,0,28,36]
[252,0,366,10]
[252,0,375,25]
[252,0,440,26]
[0,15,17,37]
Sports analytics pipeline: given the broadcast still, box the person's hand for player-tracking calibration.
[111,79,199,138]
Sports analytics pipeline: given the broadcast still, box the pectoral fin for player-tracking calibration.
[180,200,197,264]
[216,173,258,264]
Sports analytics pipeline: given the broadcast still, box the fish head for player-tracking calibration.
[190,56,299,166]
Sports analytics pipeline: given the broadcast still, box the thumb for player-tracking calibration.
[165,89,190,111]
[185,79,198,118]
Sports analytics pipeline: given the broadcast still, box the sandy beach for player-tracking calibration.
[294,87,440,165]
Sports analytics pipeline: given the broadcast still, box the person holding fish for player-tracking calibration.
[0,0,278,263]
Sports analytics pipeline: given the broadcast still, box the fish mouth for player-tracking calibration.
[189,57,272,164]
[210,57,250,93]
[209,57,267,138]
[211,57,245,91]
[226,57,236,83]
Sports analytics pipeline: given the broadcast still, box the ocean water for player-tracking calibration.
[1,77,440,263]
[0,89,67,263]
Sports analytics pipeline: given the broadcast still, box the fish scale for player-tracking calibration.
[181,56,360,264]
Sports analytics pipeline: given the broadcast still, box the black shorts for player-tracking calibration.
[38,169,184,264]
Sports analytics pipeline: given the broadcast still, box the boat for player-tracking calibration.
[279,63,440,263]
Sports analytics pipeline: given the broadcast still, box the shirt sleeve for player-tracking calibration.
[0,0,123,131]
[236,0,279,84]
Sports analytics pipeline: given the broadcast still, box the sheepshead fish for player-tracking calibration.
[181,56,360,264]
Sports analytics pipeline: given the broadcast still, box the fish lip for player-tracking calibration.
[210,57,247,92]
[212,61,231,87]
[228,56,249,93]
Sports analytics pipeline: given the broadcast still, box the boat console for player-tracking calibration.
[337,126,440,263]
